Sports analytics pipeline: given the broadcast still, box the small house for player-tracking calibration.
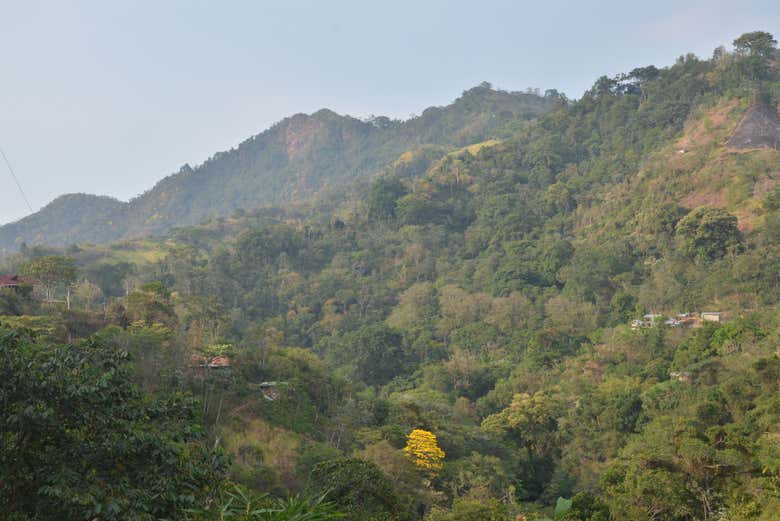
[670,371,692,383]
[676,313,697,326]
[207,356,231,368]
[631,314,664,329]
[0,275,39,289]
[0,275,40,297]
[190,353,232,369]
[701,312,722,323]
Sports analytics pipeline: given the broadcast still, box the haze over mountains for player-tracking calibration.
[3,27,780,521]
[0,85,553,252]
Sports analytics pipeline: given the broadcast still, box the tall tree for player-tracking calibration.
[732,31,777,80]
[733,31,777,58]
[22,255,78,305]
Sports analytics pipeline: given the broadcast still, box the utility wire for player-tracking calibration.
[0,144,34,213]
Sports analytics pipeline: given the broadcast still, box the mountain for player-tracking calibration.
[3,31,780,521]
[2,193,127,248]
[0,84,554,252]
[114,44,779,520]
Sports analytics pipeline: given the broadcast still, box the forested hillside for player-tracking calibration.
[0,85,553,252]
[1,31,780,521]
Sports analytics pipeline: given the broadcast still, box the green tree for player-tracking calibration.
[22,255,78,303]
[639,202,686,239]
[368,177,408,221]
[0,326,227,520]
[732,31,777,80]
[440,452,515,503]
[343,324,407,385]
[73,279,103,310]
[125,281,178,328]
[481,392,561,456]
[84,261,135,297]
[561,492,610,521]
[675,206,741,261]
[426,499,511,521]
[308,458,406,521]
[733,31,777,58]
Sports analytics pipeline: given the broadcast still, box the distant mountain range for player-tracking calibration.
[0,84,554,251]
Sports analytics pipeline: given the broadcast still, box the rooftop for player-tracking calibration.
[0,275,40,287]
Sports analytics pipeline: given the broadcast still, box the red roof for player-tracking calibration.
[190,353,232,368]
[0,275,40,287]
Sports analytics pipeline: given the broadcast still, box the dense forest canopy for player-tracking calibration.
[1,31,780,520]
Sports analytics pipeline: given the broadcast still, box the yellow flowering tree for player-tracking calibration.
[403,429,445,475]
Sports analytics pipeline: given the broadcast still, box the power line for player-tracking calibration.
[0,144,34,213]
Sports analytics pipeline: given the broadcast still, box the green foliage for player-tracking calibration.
[675,206,741,261]
[186,484,342,521]
[337,324,408,386]
[0,87,554,251]
[0,314,63,340]
[1,30,779,521]
[368,177,408,221]
[481,392,560,455]
[733,31,778,58]
[0,287,36,316]
[22,255,78,300]
[0,326,228,520]
[732,31,778,80]
[426,498,512,521]
[554,497,572,518]
[126,281,178,327]
[308,458,406,520]
[84,260,135,297]
[560,492,609,521]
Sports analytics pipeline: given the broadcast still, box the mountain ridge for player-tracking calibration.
[3,32,780,520]
[0,85,554,251]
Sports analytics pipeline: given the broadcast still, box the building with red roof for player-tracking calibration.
[0,275,41,289]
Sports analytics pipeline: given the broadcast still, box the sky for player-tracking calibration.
[1,0,778,224]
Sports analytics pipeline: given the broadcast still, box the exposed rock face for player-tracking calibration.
[726,104,780,150]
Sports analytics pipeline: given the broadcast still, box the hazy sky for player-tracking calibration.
[1,0,778,224]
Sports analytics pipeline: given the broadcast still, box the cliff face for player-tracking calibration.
[726,103,780,149]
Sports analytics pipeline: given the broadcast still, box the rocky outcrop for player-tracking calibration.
[726,104,780,150]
